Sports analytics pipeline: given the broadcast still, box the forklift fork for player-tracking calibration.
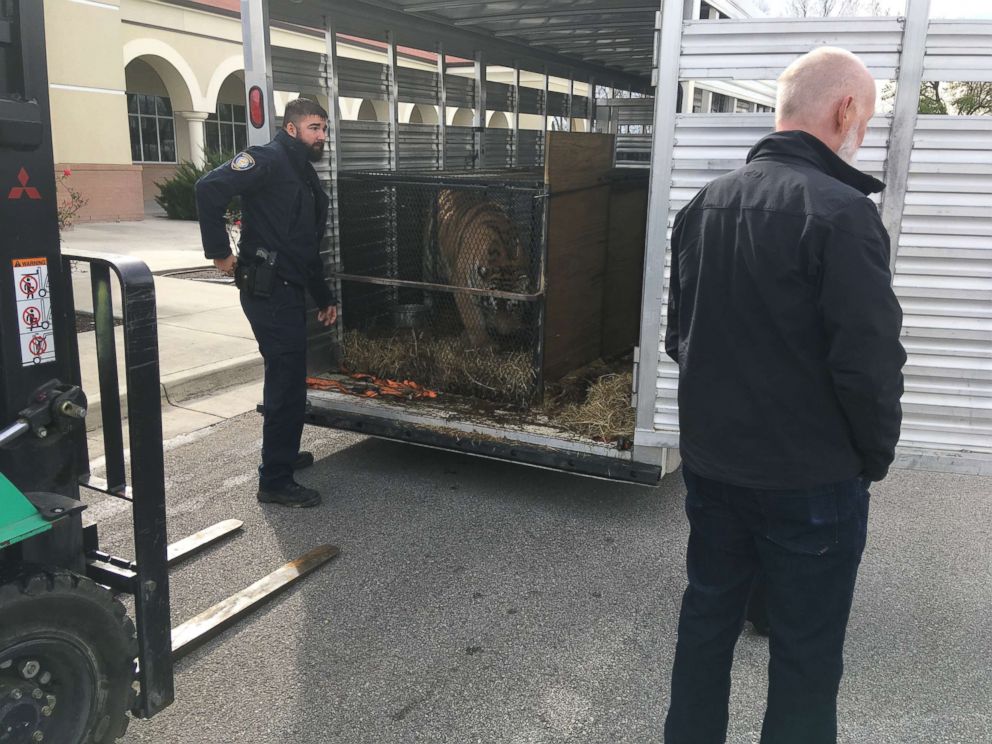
[65,253,338,718]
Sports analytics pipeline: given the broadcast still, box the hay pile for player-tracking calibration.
[341,329,536,405]
[547,371,635,444]
[341,329,635,445]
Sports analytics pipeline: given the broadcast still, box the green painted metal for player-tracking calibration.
[0,472,51,549]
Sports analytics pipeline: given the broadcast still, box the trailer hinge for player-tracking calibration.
[651,11,662,88]
[631,345,640,408]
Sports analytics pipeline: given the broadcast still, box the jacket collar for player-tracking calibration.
[274,128,311,176]
[746,130,885,196]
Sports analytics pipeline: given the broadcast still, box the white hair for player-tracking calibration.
[776,47,875,128]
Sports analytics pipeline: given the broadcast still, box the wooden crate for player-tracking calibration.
[542,132,648,381]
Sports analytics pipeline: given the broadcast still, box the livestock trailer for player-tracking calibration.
[237,0,992,482]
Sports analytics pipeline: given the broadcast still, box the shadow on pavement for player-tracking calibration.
[115,414,992,744]
[266,437,685,744]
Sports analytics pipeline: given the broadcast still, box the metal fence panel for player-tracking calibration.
[444,125,476,169]
[444,73,475,108]
[616,134,652,167]
[615,105,652,124]
[272,47,324,93]
[607,99,654,167]
[337,57,389,100]
[572,95,589,119]
[923,21,992,82]
[517,129,545,167]
[517,86,544,116]
[398,123,440,170]
[485,128,514,168]
[895,116,992,452]
[679,17,904,79]
[546,90,570,118]
[396,66,440,105]
[485,80,513,112]
[339,120,391,171]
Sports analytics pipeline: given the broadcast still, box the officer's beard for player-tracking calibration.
[307,142,324,162]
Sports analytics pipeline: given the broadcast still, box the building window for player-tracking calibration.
[693,88,704,113]
[710,93,732,113]
[205,103,247,156]
[127,93,176,163]
[735,99,755,113]
[756,104,774,113]
[699,1,728,19]
[618,123,653,135]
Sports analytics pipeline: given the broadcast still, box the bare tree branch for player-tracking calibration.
[783,0,891,16]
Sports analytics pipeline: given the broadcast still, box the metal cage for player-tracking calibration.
[336,169,548,407]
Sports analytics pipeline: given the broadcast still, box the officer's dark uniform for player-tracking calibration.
[195,129,333,490]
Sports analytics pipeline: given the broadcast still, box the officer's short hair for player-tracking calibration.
[283,98,329,129]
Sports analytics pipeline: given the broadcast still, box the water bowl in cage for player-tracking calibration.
[391,303,429,329]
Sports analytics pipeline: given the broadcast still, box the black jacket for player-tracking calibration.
[195,129,334,308]
[665,130,906,488]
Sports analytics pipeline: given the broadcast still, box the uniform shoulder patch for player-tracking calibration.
[231,152,256,171]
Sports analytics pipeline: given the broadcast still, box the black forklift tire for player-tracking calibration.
[0,569,137,744]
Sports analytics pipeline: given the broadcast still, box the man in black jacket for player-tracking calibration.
[663,48,906,743]
[196,98,337,508]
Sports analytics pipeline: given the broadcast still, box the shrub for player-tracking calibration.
[57,168,88,237]
[154,150,233,220]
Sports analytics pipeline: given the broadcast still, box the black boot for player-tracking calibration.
[257,481,321,507]
[293,451,315,470]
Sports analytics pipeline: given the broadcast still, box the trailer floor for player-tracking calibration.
[96,411,992,744]
[308,384,633,454]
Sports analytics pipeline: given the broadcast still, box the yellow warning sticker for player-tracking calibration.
[11,256,55,367]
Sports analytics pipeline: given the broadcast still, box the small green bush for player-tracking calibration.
[154,150,233,220]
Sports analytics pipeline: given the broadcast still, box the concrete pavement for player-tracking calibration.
[64,217,213,273]
[61,218,263,450]
[63,217,991,743]
[89,412,989,744]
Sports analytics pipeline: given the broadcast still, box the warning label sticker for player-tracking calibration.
[12,257,55,367]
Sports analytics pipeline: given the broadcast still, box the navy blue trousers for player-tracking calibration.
[664,465,870,744]
[240,281,307,489]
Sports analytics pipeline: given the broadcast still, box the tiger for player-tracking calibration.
[424,188,531,348]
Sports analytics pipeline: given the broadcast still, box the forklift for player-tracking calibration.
[0,4,336,742]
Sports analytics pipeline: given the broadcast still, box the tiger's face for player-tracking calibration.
[431,188,534,348]
[472,231,530,339]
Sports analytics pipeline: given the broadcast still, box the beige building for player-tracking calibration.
[44,0,592,222]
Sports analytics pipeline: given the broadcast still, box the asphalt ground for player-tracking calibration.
[90,412,992,744]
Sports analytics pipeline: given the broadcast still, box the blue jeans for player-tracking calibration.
[664,466,870,744]
[241,281,308,489]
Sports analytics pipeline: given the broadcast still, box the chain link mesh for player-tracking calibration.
[337,170,547,407]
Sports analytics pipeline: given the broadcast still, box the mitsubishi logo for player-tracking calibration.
[8,168,42,200]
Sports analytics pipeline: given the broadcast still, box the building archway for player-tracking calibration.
[450,107,474,126]
[123,39,202,110]
[356,99,389,122]
[206,70,247,156]
[487,111,510,128]
[339,97,362,120]
[407,103,439,125]
[204,55,245,111]
[123,54,199,214]
[124,57,185,165]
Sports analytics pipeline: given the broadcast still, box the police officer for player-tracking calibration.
[195,98,337,508]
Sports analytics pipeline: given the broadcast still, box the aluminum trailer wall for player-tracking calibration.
[639,0,992,474]
[241,0,991,476]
